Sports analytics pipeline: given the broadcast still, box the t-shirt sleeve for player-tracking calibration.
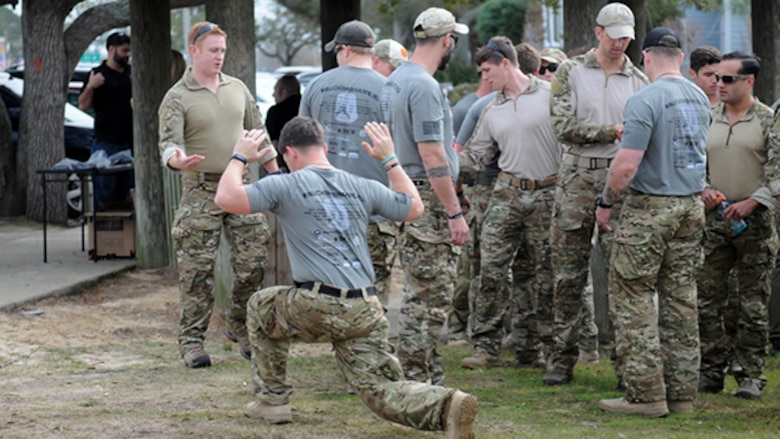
[367,180,412,221]
[246,175,286,214]
[410,84,445,144]
[620,94,653,152]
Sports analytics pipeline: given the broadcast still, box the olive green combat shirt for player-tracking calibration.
[549,49,648,159]
[707,99,780,209]
[158,68,277,173]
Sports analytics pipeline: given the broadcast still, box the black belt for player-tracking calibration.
[295,281,376,299]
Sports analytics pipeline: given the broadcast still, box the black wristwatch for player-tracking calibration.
[595,193,613,209]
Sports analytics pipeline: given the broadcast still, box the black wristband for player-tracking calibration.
[230,153,248,165]
[448,211,464,220]
[456,190,464,198]
[384,162,400,172]
[595,193,613,209]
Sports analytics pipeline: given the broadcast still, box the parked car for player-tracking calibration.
[255,71,276,118]
[0,71,95,218]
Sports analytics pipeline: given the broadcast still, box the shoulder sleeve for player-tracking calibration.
[368,180,412,221]
[761,105,780,199]
[246,175,285,214]
[619,92,653,152]
[158,88,186,167]
[410,81,445,143]
[459,102,496,176]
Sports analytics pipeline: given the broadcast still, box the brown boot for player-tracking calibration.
[598,398,669,418]
[245,400,293,424]
[443,391,478,439]
[667,400,694,414]
[461,351,502,369]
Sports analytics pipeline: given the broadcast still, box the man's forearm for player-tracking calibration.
[419,141,460,216]
[215,160,251,214]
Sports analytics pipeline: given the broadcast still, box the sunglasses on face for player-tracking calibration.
[450,33,459,44]
[539,63,559,75]
[715,73,751,84]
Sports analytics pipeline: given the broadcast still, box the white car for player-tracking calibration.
[0,71,95,217]
[255,71,277,118]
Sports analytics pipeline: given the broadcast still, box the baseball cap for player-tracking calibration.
[324,20,375,52]
[413,7,469,39]
[374,39,408,68]
[596,2,636,40]
[642,27,682,50]
[540,48,567,64]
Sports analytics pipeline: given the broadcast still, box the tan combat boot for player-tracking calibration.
[461,351,502,369]
[598,398,669,418]
[245,400,293,424]
[444,390,478,439]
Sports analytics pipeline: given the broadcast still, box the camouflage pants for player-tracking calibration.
[172,178,269,353]
[697,207,775,382]
[247,285,455,431]
[610,193,703,403]
[397,183,459,384]
[549,162,619,372]
[449,177,495,338]
[367,220,399,307]
[470,174,554,358]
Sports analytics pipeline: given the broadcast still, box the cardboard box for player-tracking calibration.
[88,211,135,259]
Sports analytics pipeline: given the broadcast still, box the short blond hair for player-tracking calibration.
[188,22,227,46]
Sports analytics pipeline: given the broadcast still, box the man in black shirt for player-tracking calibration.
[265,74,301,171]
[78,31,133,210]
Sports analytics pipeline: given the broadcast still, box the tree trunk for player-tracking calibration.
[129,0,171,268]
[751,0,779,105]
[205,0,255,96]
[0,97,23,216]
[562,0,602,53]
[321,0,360,72]
[524,1,545,48]
[623,0,647,67]
[20,1,72,223]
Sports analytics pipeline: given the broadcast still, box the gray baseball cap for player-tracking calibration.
[596,2,636,40]
[374,39,408,68]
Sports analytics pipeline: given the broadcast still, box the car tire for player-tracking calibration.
[67,173,91,219]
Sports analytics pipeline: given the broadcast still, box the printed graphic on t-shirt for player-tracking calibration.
[334,92,359,123]
[671,101,707,170]
[306,192,363,270]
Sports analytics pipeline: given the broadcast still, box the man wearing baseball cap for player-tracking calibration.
[545,2,648,387]
[301,20,400,309]
[596,26,710,417]
[380,7,469,386]
[372,39,408,77]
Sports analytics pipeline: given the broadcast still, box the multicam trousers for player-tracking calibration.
[697,207,776,383]
[247,284,455,431]
[397,182,459,384]
[610,193,704,403]
[367,220,399,307]
[172,177,269,353]
[549,161,618,372]
[470,173,554,358]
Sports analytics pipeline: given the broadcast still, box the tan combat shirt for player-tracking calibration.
[459,76,562,180]
[158,68,276,173]
[707,99,780,209]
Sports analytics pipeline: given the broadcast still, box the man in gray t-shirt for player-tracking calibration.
[300,19,398,305]
[214,116,478,437]
[378,7,469,385]
[596,27,708,418]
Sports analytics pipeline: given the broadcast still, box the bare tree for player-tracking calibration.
[256,2,320,67]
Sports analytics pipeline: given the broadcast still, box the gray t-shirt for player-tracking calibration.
[380,61,458,179]
[451,92,478,135]
[245,167,412,289]
[621,77,710,196]
[456,91,500,178]
[300,66,388,186]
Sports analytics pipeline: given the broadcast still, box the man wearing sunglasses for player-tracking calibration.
[159,22,279,369]
[380,7,469,385]
[545,2,648,387]
[696,51,780,400]
[596,26,710,417]
[538,48,566,82]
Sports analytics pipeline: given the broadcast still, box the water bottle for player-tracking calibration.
[715,195,747,235]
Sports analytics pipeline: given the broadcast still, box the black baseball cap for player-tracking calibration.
[642,27,681,50]
[324,20,375,52]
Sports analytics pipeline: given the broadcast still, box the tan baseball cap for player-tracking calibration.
[596,2,636,40]
[413,7,469,39]
[374,39,408,68]
[540,48,567,64]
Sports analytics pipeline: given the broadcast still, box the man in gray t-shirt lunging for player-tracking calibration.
[214,117,478,437]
